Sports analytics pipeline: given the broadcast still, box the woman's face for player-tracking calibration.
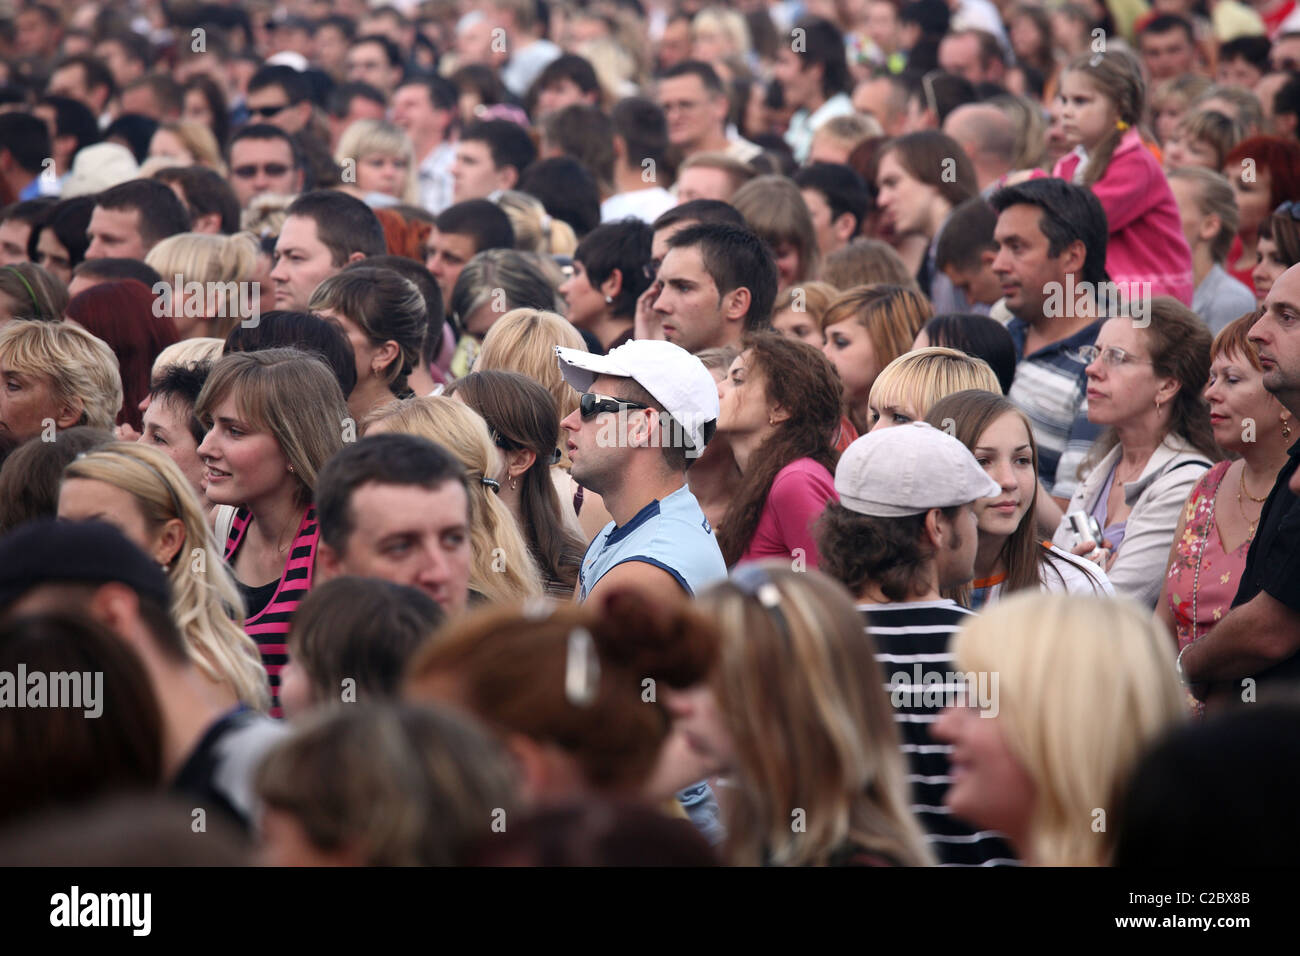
[1084,319,1170,428]
[661,682,736,776]
[716,350,775,439]
[1152,99,1185,146]
[771,241,803,289]
[558,259,608,330]
[1204,349,1282,453]
[772,307,825,347]
[969,411,1037,539]
[822,318,879,403]
[867,393,918,431]
[34,229,72,286]
[356,151,409,197]
[1253,233,1289,303]
[148,128,194,165]
[58,477,172,563]
[183,89,214,128]
[1227,167,1273,237]
[195,393,296,507]
[1010,14,1044,62]
[876,151,938,238]
[933,703,1036,852]
[0,362,69,442]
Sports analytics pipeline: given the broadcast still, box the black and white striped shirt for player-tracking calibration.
[859,600,1018,867]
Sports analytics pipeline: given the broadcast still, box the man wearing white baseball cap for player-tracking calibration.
[555,339,728,604]
[817,421,1017,867]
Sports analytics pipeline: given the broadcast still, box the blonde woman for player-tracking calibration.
[496,190,578,257]
[59,443,271,711]
[934,592,1186,865]
[663,564,934,867]
[363,396,544,604]
[866,346,1002,431]
[477,307,613,541]
[334,119,419,206]
[147,120,226,174]
[145,232,262,340]
[0,319,122,443]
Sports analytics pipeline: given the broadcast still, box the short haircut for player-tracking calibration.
[52,53,117,101]
[903,68,974,124]
[99,30,152,67]
[152,165,241,234]
[880,131,976,209]
[935,195,997,272]
[72,257,163,289]
[1218,35,1271,71]
[573,219,653,319]
[224,311,357,399]
[666,221,779,328]
[460,119,537,177]
[248,65,312,105]
[678,151,758,195]
[351,33,402,68]
[0,113,51,173]
[395,75,457,111]
[150,359,212,444]
[0,320,123,431]
[1174,109,1245,171]
[122,74,183,116]
[288,576,443,706]
[101,114,158,164]
[94,179,190,249]
[517,157,601,238]
[435,199,515,252]
[817,501,964,601]
[228,123,304,170]
[0,197,57,227]
[540,105,615,188]
[0,426,113,532]
[1210,311,1265,373]
[449,249,561,326]
[919,314,1017,394]
[659,59,725,95]
[788,17,852,99]
[651,199,746,233]
[38,95,99,156]
[793,162,870,234]
[989,177,1110,287]
[327,80,386,118]
[611,97,668,174]
[1275,75,1300,127]
[534,53,600,95]
[1140,13,1195,45]
[284,190,386,266]
[316,433,469,553]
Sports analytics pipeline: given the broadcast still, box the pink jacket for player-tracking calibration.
[1053,130,1194,305]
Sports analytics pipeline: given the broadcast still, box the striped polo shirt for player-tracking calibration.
[860,600,1018,867]
[1006,316,1104,500]
[225,505,319,718]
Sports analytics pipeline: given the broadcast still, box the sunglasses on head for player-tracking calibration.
[232,163,292,179]
[578,392,650,421]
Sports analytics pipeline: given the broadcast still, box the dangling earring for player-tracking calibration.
[510,476,517,491]
[604,295,614,304]
[1154,399,1161,413]
[287,464,295,473]
[1284,415,1292,440]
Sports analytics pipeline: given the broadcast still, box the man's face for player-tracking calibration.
[1270,35,1300,73]
[1248,265,1300,410]
[933,503,980,590]
[1138,28,1196,82]
[47,64,100,114]
[653,244,736,353]
[559,373,655,493]
[323,481,473,615]
[17,11,59,58]
[229,138,302,208]
[451,139,506,201]
[0,219,32,266]
[85,206,148,260]
[801,187,851,256]
[939,34,983,84]
[657,74,725,152]
[314,24,351,74]
[853,77,903,135]
[773,46,819,112]
[392,84,446,145]
[270,215,341,310]
[95,40,143,88]
[942,258,1003,307]
[346,41,399,94]
[536,79,595,117]
[1216,55,1263,90]
[120,85,165,120]
[657,19,693,71]
[675,165,736,204]
[245,84,309,134]
[991,203,1073,321]
[424,229,477,309]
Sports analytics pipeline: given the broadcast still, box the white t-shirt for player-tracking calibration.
[601,187,676,224]
[976,543,1114,608]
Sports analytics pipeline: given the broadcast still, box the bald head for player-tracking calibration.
[943,104,1016,190]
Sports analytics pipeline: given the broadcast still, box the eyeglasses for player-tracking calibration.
[1276,200,1300,222]
[249,103,290,118]
[1075,345,1153,368]
[578,392,650,421]
[232,163,291,179]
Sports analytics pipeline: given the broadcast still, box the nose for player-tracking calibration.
[269,257,288,280]
[991,460,1016,490]
[560,408,580,433]
[196,429,215,458]
[660,686,691,718]
[932,707,958,743]
[414,543,449,588]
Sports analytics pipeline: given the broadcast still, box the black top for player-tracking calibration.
[1231,443,1300,692]
[238,577,280,619]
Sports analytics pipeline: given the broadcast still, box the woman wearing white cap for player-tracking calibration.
[715,333,843,569]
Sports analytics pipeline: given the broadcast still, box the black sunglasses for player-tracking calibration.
[232,163,291,179]
[249,103,290,118]
[578,392,650,421]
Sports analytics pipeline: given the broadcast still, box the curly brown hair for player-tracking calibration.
[816,501,963,602]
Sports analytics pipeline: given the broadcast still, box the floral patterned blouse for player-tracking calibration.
[1165,461,1249,652]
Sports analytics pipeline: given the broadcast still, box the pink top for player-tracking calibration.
[1052,130,1195,305]
[738,458,838,568]
[1165,461,1246,650]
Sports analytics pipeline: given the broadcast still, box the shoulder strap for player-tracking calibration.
[214,505,237,555]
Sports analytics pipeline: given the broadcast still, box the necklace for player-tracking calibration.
[1236,464,1265,541]
[1238,464,1270,502]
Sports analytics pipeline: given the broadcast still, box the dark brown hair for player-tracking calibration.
[817,502,963,601]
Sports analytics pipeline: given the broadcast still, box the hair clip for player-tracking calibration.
[1116,120,1129,131]
[564,626,600,708]
[480,476,500,492]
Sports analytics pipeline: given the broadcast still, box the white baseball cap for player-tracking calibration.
[835,421,1002,517]
[555,340,720,454]
[61,143,140,199]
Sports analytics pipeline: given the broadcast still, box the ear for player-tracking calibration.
[769,402,792,426]
[372,339,401,377]
[291,167,305,193]
[831,211,856,244]
[1198,213,1220,244]
[721,285,752,322]
[54,398,84,430]
[154,517,186,566]
[316,540,342,581]
[922,507,946,550]
[505,732,552,802]
[504,446,536,479]
[612,133,628,162]
[88,583,146,653]
[293,101,312,127]
[497,164,519,192]
[599,267,623,300]
[345,250,367,265]
[1155,372,1181,407]
[1060,237,1088,275]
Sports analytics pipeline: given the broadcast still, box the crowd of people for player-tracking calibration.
[0,0,1298,869]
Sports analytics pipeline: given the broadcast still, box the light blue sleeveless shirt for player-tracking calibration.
[578,485,728,602]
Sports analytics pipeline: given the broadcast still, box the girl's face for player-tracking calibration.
[1204,349,1280,454]
[771,241,803,289]
[149,128,194,164]
[1163,131,1218,171]
[1058,71,1119,152]
[822,318,880,403]
[772,308,825,347]
[1227,167,1273,237]
[195,394,297,507]
[933,704,1036,852]
[969,411,1037,539]
[1151,99,1185,146]
[661,682,736,775]
[717,350,776,438]
[183,89,214,128]
[1010,15,1045,62]
[1253,234,1289,303]
[58,478,163,560]
[356,151,409,197]
[1044,98,1071,167]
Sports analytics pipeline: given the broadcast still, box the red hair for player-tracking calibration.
[1223,136,1300,213]
[374,207,433,261]
[66,280,178,431]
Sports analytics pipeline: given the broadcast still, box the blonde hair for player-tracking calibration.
[814,113,883,152]
[334,119,419,205]
[144,232,262,339]
[63,443,270,710]
[496,191,578,257]
[362,396,543,604]
[691,7,751,59]
[697,565,934,867]
[240,193,294,238]
[868,346,1002,422]
[477,308,588,424]
[821,241,919,293]
[773,281,838,328]
[0,320,123,431]
[151,337,224,380]
[194,349,349,506]
[952,592,1186,865]
[156,120,226,173]
[1166,166,1239,264]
